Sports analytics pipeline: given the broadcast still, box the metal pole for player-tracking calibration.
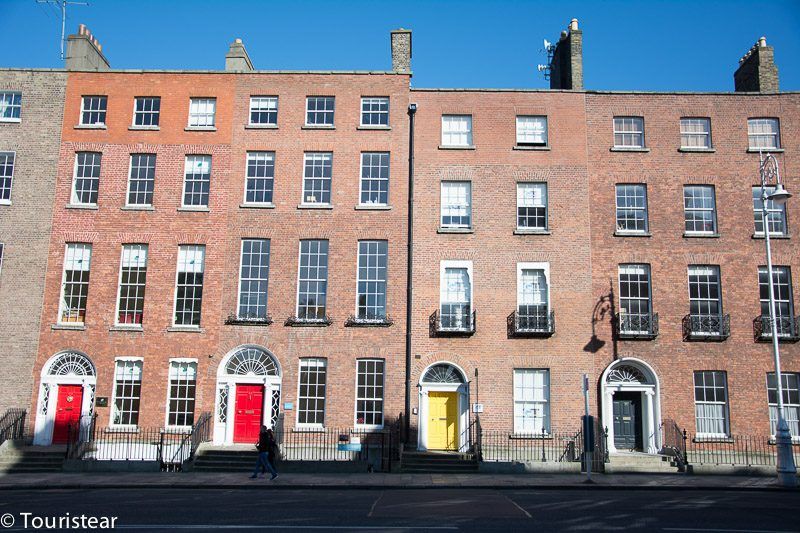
[759,151,797,487]
[404,103,417,443]
[584,374,592,483]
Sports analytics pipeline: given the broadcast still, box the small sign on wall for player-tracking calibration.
[283,402,293,410]
[95,397,109,407]
[472,403,484,413]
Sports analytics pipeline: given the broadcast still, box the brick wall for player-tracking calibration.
[0,70,66,415]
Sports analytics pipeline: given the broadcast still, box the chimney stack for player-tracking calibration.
[65,24,110,71]
[734,37,779,92]
[390,29,412,74]
[225,38,254,71]
[549,18,583,90]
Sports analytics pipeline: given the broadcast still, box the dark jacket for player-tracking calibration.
[256,432,269,453]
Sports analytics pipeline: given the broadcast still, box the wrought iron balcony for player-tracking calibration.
[344,314,394,327]
[507,310,555,338]
[284,314,333,327]
[615,312,659,340]
[429,308,476,337]
[682,313,730,341]
[753,315,800,343]
[224,313,273,326]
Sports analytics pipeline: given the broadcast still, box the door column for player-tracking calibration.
[644,389,656,453]
[604,389,616,454]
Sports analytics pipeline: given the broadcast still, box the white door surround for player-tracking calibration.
[213,345,282,445]
[33,351,97,446]
[417,362,469,452]
[601,358,662,454]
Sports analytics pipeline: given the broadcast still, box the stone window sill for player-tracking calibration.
[297,204,333,210]
[678,147,715,153]
[610,147,650,153]
[747,148,784,153]
[52,324,86,331]
[121,205,154,211]
[302,125,335,130]
[74,124,107,130]
[0,118,21,124]
[438,227,474,234]
[128,125,160,131]
[357,125,391,131]
[184,126,217,132]
[614,231,652,238]
[0,200,11,206]
[355,204,391,211]
[692,435,734,444]
[109,325,144,332]
[513,145,550,151]
[752,233,790,240]
[166,326,205,333]
[240,202,276,209]
[104,426,140,434]
[683,232,720,238]
[245,124,278,130]
[438,145,475,150]
[514,229,551,235]
[293,427,325,433]
[66,204,98,210]
[177,206,210,212]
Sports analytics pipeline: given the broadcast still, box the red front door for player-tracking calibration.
[233,384,264,443]
[52,385,83,444]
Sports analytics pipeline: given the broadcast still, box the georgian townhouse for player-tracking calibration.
[0,69,66,415]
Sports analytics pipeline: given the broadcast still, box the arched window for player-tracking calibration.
[47,352,95,377]
[225,347,279,377]
[422,364,465,384]
[606,364,648,384]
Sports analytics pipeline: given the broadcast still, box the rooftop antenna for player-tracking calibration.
[537,38,555,80]
[36,0,90,60]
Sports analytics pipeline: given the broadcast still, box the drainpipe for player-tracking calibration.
[405,103,417,443]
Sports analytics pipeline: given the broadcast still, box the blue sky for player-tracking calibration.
[0,0,798,91]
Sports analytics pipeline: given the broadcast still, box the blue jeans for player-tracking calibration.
[253,451,277,476]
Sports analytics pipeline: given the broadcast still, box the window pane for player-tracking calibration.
[357,241,388,320]
[683,185,716,234]
[748,118,780,149]
[441,115,473,147]
[360,152,390,205]
[117,244,148,325]
[517,182,547,229]
[516,116,548,145]
[298,358,327,425]
[306,97,335,126]
[0,152,15,202]
[183,155,211,207]
[356,359,384,425]
[134,97,160,127]
[238,239,270,319]
[297,240,329,320]
[680,118,711,148]
[615,184,648,233]
[127,154,156,206]
[360,97,389,126]
[302,153,332,205]
[249,96,278,125]
[694,371,729,435]
[245,151,275,204]
[753,186,787,235]
[174,245,205,326]
[59,243,92,324]
[441,181,471,228]
[72,152,101,205]
[513,369,550,434]
[189,98,216,127]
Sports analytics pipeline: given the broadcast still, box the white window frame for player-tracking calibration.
[0,243,4,276]
[355,240,388,322]
[296,239,329,321]
[767,372,800,439]
[753,186,788,236]
[126,153,156,207]
[0,151,15,204]
[516,116,548,146]
[439,260,473,330]
[613,116,645,148]
[680,117,712,149]
[115,244,148,327]
[182,155,212,208]
[441,115,473,147]
[516,182,547,231]
[517,261,550,314]
[748,118,780,150]
[513,369,551,435]
[0,91,22,122]
[305,96,335,127]
[683,185,717,235]
[172,245,206,328]
[359,152,390,207]
[165,358,198,430]
[71,152,102,206]
[296,358,327,428]
[80,95,107,126]
[249,96,278,126]
[301,152,333,206]
[618,264,652,334]
[188,98,216,128]
[236,238,271,321]
[360,97,389,127]
[110,357,143,428]
[615,183,649,234]
[132,96,160,127]
[354,359,385,428]
[687,265,723,335]
[694,370,730,438]
[758,266,794,336]
[440,181,472,229]
[243,151,275,206]
[57,243,92,325]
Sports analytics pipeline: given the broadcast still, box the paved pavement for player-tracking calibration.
[0,471,795,491]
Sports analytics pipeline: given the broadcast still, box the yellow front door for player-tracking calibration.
[428,391,458,450]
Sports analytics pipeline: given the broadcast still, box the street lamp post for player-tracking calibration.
[758,151,797,487]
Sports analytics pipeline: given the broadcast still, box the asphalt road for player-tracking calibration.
[0,487,797,532]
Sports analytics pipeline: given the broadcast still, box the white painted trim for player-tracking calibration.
[516,262,550,312]
[353,358,385,429]
[439,260,473,316]
[296,357,328,428]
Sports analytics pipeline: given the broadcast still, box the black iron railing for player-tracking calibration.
[344,315,394,327]
[659,419,688,470]
[429,308,476,337]
[0,408,26,447]
[686,433,800,467]
[507,310,555,338]
[284,315,333,327]
[225,313,273,326]
[616,312,659,339]
[753,315,800,343]
[682,313,731,341]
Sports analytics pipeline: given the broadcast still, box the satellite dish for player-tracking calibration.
[543,39,551,50]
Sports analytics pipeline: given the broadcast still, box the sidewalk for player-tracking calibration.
[0,471,793,491]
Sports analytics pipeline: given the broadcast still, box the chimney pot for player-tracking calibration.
[235,38,242,44]
[734,36,779,92]
[66,23,110,70]
[759,36,767,47]
[225,38,254,71]
[570,18,579,31]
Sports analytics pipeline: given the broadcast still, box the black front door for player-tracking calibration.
[613,392,642,451]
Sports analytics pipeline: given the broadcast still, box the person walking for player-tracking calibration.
[250,425,278,480]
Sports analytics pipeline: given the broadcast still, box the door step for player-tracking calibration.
[400,451,479,473]
[605,453,682,474]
